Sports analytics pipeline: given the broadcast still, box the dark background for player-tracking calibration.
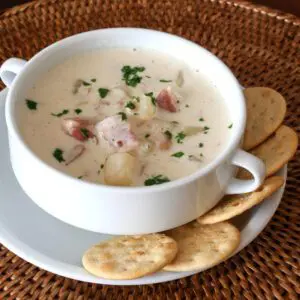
[0,0,300,17]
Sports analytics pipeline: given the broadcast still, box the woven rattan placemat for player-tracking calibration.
[0,0,299,299]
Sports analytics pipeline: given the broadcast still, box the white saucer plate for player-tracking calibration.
[0,89,286,285]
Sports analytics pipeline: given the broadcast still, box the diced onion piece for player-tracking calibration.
[176,70,184,87]
[65,145,86,165]
[183,126,204,136]
[188,155,202,162]
[138,140,154,156]
[104,153,137,186]
[139,95,156,120]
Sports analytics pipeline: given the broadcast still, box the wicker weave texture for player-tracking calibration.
[0,0,299,299]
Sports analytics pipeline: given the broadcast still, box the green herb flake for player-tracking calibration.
[145,75,151,78]
[164,130,173,140]
[145,92,156,106]
[228,123,233,129]
[77,176,83,179]
[121,65,145,87]
[185,104,190,108]
[98,88,110,98]
[175,132,186,144]
[145,133,150,138]
[51,109,69,117]
[53,148,65,163]
[118,112,127,121]
[125,101,136,110]
[100,164,104,169]
[82,81,91,86]
[159,79,172,83]
[74,108,82,115]
[91,78,97,82]
[200,153,204,157]
[199,143,204,148]
[172,151,185,158]
[144,175,170,186]
[204,126,210,131]
[198,117,204,122]
[26,99,38,110]
[80,128,89,138]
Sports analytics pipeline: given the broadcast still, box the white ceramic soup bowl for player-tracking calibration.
[0,28,265,235]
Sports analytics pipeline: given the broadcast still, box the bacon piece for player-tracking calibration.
[96,115,139,152]
[156,87,177,112]
[65,145,86,165]
[62,118,94,142]
[159,137,172,150]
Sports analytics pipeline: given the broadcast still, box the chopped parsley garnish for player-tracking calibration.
[199,143,204,148]
[164,130,173,140]
[125,101,136,110]
[51,109,69,117]
[53,148,65,163]
[200,153,204,157]
[145,75,151,78]
[121,65,145,87]
[118,112,127,121]
[82,81,91,86]
[80,128,89,138]
[145,133,150,138]
[172,151,185,158]
[98,88,110,98]
[91,78,97,82]
[26,99,38,110]
[198,117,204,122]
[144,175,170,186]
[185,104,190,108]
[100,164,104,169]
[74,108,82,115]
[145,92,156,106]
[159,79,172,83]
[175,132,186,144]
[77,176,83,179]
[228,123,233,129]
[204,126,210,134]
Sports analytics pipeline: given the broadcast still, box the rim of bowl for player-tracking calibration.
[5,27,246,194]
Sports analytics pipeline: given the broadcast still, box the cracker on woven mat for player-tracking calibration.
[243,87,286,150]
[163,222,240,272]
[82,234,177,279]
[238,125,298,179]
[197,176,284,225]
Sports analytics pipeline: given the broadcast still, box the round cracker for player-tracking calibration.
[243,87,286,150]
[238,125,298,179]
[197,176,284,225]
[82,234,177,279]
[163,222,240,272]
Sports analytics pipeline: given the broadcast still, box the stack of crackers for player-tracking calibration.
[82,87,298,280]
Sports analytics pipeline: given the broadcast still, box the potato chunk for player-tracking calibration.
[104,153,137,186]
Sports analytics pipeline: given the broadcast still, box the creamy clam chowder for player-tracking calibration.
[18,49,232,186]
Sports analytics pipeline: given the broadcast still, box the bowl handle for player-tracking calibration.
[225,149,265,194]
[0,58,27,88]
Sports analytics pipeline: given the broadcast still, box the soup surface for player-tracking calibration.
[18,49,232,186]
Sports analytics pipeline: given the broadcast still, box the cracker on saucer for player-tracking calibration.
[82,234,177,279]
[238,125,298,179]
[197,176,284,225]
[243,87,286,150]
[163,221,240,272]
